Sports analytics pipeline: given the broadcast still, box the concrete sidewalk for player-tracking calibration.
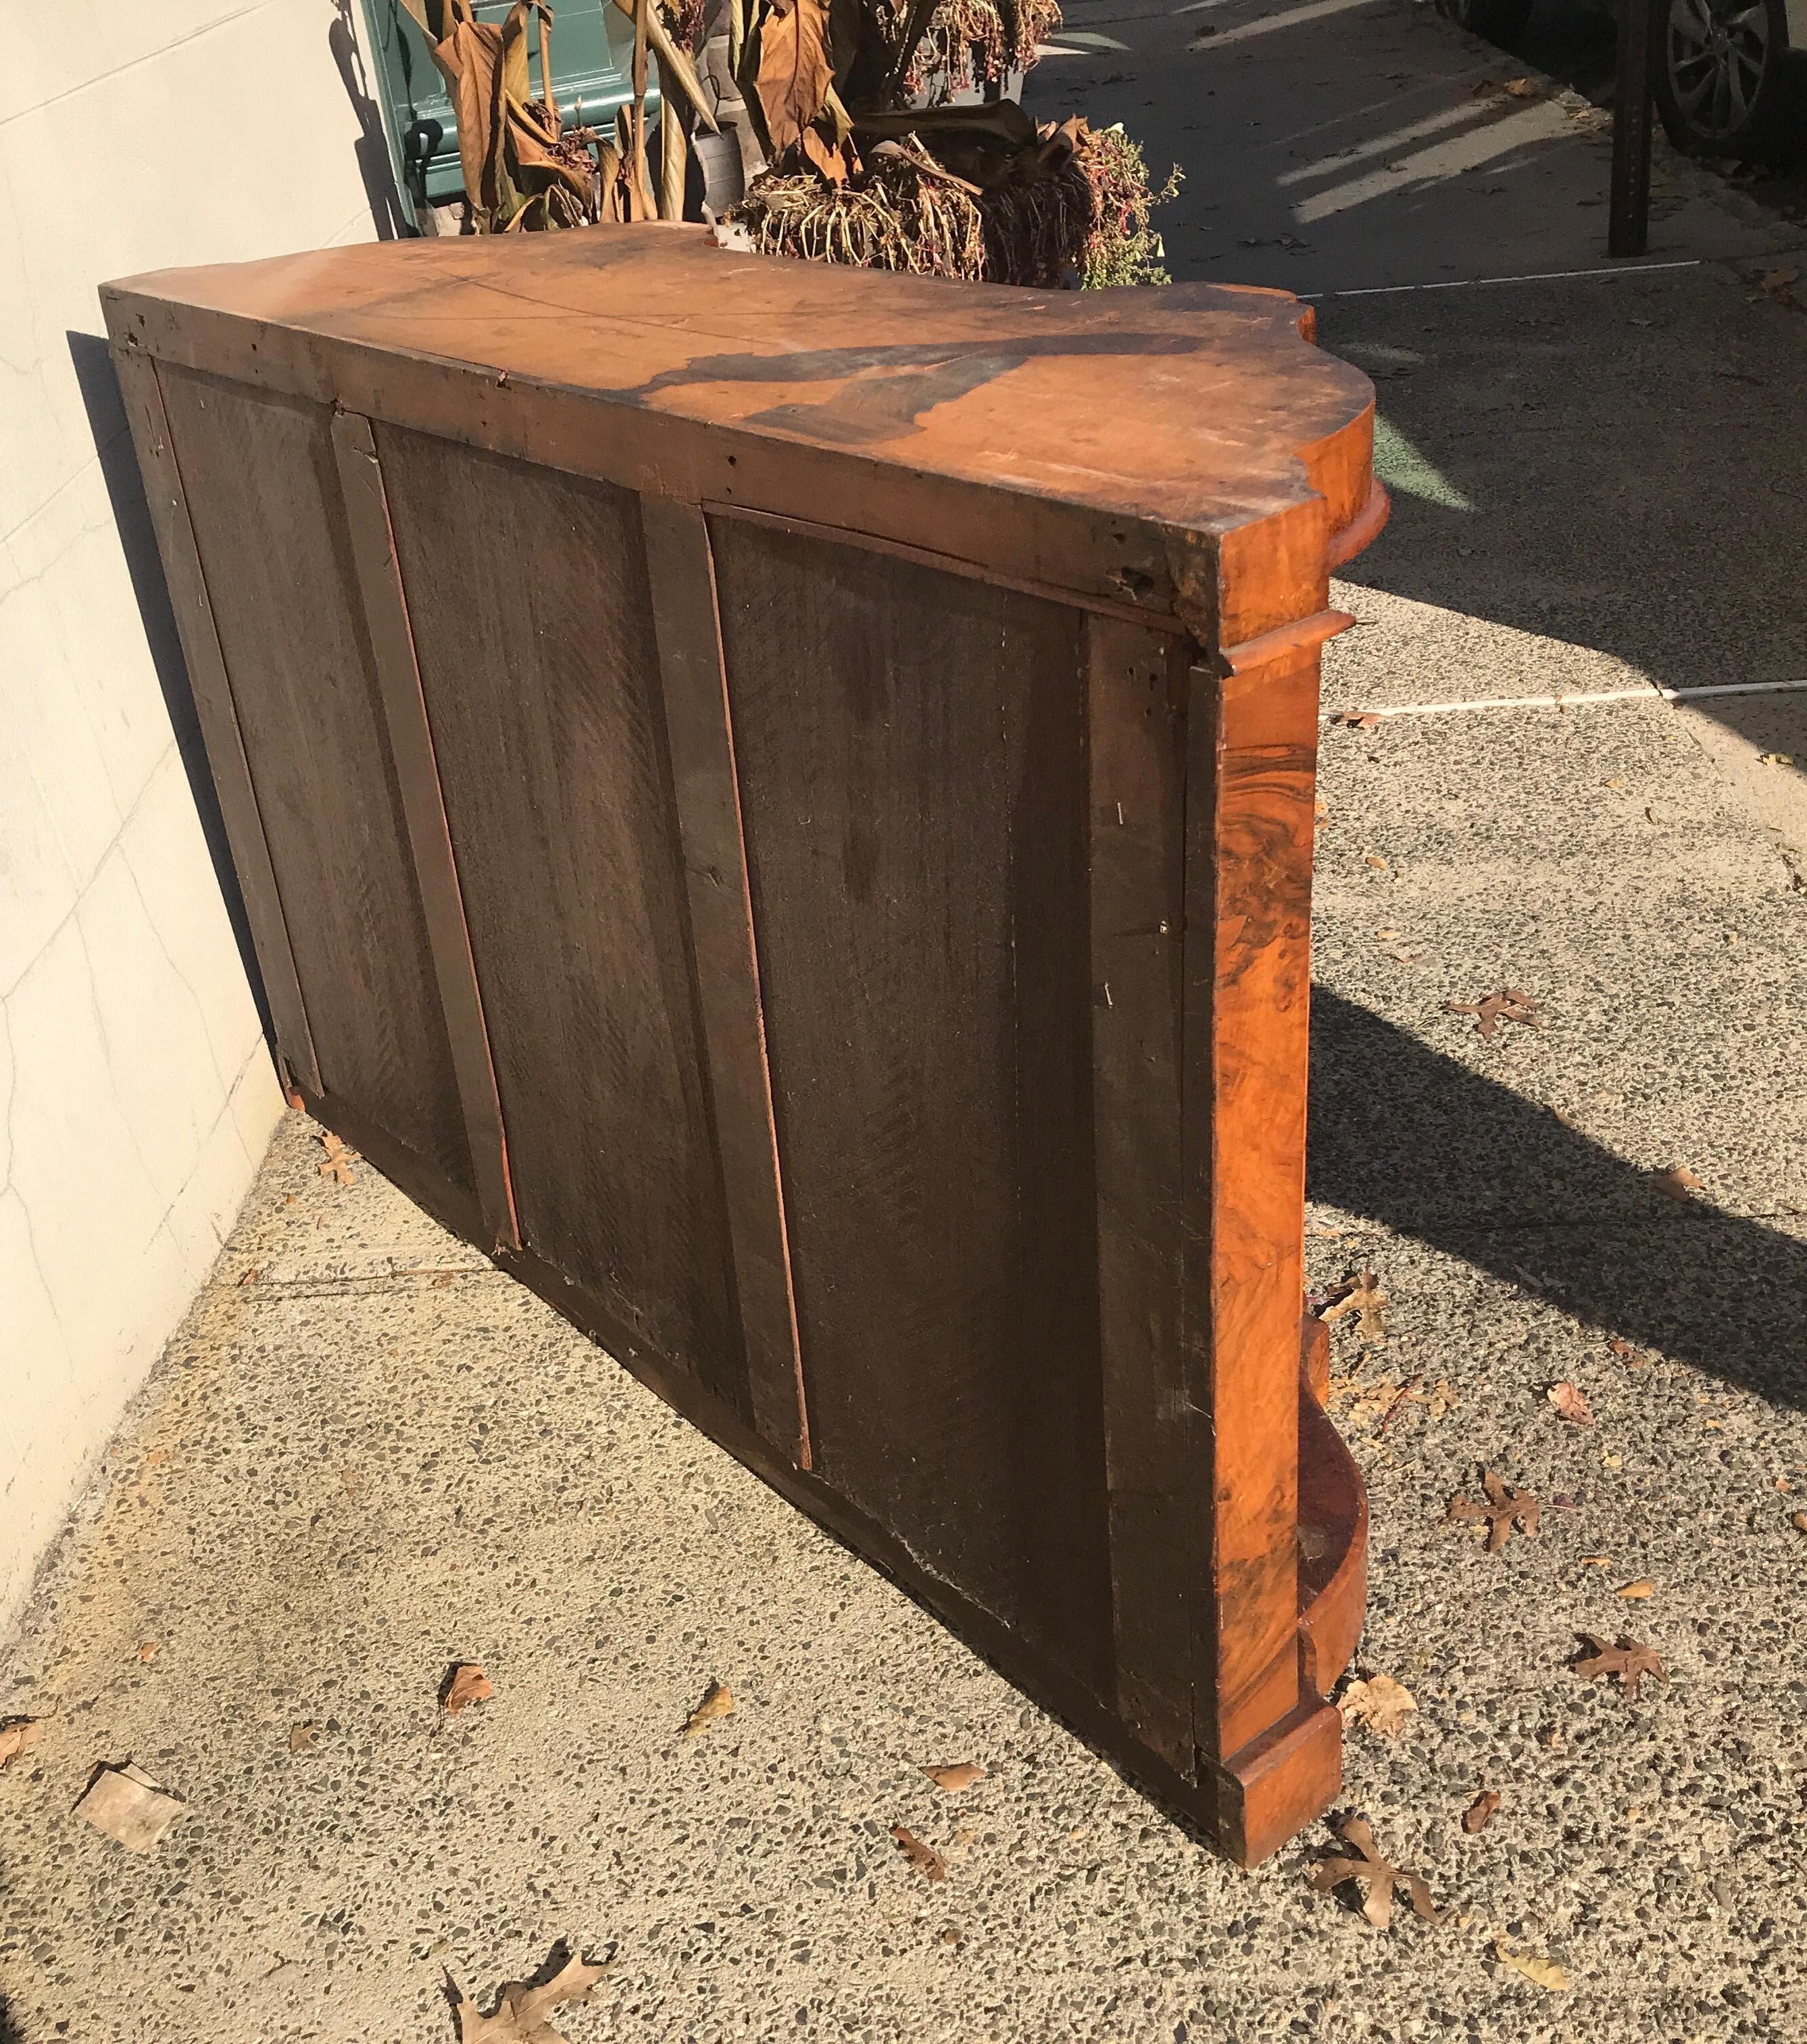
[3,5,1806,2041]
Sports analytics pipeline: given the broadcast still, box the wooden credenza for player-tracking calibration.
[105,227,1383,1864]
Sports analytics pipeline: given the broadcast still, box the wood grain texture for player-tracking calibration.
[1184,647,1322,1766]
[375,424,747,1416]
[1085,616,1195,1777]
[155,364,469,1189]
[712,514,1114,1690]
[641,494,810,1464]
[329,410,518,1252]
[110,347,318,1094]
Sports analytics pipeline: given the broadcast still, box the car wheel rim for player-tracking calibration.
[1668,0,1771,140]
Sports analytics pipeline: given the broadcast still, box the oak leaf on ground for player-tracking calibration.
[1495,1939,1568,1990]
[1443,988,1543,1040]
[1310,1815,1438,1928]
[317,1132,356,1186]
[1320,1271,1389,1342]
[1445,1470,1541,1552]
[1573,1634,1666,1700]
[1546,1380,1594,1426]
[1461,1788,1501,1834]
[451,1950,612,2043]
[1338,1672,1416,1739]
[0,1716,44,1770]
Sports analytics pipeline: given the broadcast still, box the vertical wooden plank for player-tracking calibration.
[1181,648,1320,1770]
[1085,616,1194,1779]
[328,409,518,1252]
[641,495,810,1467]
[110,345,320,1093]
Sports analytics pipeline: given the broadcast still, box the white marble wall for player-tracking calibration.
[1,1,390,1632]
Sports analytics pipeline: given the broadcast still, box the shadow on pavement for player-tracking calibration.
[1310,986,1807,1408]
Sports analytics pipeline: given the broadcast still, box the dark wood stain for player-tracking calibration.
[376,425,746,1413]
[710,514,1114,1690]
[156,364,468,1188]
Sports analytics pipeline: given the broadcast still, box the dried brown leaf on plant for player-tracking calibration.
[317,1131,356,1186]
[1573,1634,1666,1700]
[923,1761,985,1793]
[1320,1271,1389,1342]
[1445,1470,1541,1551]
[1653,1163,1704,1200]
[1443,988,1543,1040]
[1338,1672,1416,1739]
[451,1949,612,2043]
[0,1716,45,1770]
[1461,1788,1501,1833]
[891,1824,947,1881]
[76,1763,186,1853]
[443,1663,495,1715]
[1495,1939,1569,1991]
[1546,1380,1595,1426]
[755,0,839,158]
[1310,1815,1438,1928]
[680,1680,734,1737]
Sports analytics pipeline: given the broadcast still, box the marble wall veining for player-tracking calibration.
[1,1,390,1632]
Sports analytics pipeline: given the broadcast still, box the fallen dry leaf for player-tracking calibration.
[1791,1512,1807,1534]
[1547,1381,1595,1426]
[1606,1336,1645,1367]
[451,1949,612,2043]
[1321,1271,1389,1342]
[1445,1470,1541,1552]
[238,1266,262,1286]
[76,1763,185,1853]
[1754,267,1799,295]
[1443,988,1544,1040]
[1461,1788,1501,1834]
[1339,1672,1417,1739]
[443,1664,495,1716]
[891,1824,947,1882]
[1654,1163,1704,1200]
[137,1642,158,1663]
[0,1716,45,1770]
[1537,1723,1568,1751]
[1363,852,1391,871]
[923,1762,986,1794]
[1758,750,1796,766]
[1495,1939,1568,1991]
[680,1680,733,1738]
[317,1131,356,1186]
[1310,1814,1438,1928]
[1616,1579,1655,1600]
[1573,1634,1666,1701]
[1503,75,1539,96]
[289,1722,319,1753]
[1335,710,1383,731]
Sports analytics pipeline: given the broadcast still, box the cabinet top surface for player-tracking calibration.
[107,226,1377,545]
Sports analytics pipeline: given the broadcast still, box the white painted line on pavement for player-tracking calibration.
[1322,679,1807,721]
[1302,259,1704,299]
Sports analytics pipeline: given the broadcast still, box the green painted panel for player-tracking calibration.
[362,0,648,210]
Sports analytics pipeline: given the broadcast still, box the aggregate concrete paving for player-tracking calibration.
[4,2,1806,2039]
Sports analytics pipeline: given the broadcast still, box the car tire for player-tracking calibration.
[1654,0,1796,155]
[1433,0,1535,40]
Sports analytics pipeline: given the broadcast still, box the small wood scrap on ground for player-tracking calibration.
[1444,1470,1541,1552]
[1310,1814,1439,1928]
[680,1680,734,1738]
[451,1947,612,2043]
[1338,1672,1417,1739]
[75,1762,186,1853]
[1443,988,1544,1040]
[1572,1634,1666,1701]
[0,1716,45,1770]
[891,1824,947,1882]
[442,1663,495,1716]
[1320,1270,1389,1343]
[317,1130,356,1186]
